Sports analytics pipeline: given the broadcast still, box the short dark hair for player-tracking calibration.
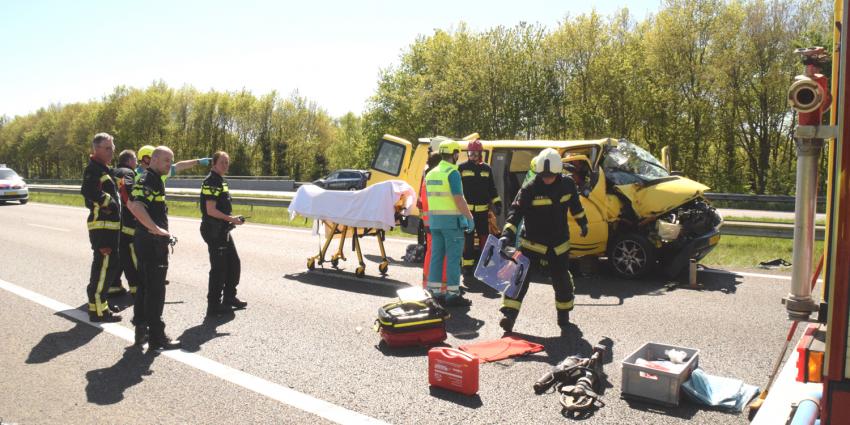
[427,152,442,170]
[212,151,229,165]
[118,150,136,166]
[91,132,113,149]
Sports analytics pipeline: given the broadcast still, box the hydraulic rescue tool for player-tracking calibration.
[534,343,607,418]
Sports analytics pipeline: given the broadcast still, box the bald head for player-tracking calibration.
[150,146,174,175]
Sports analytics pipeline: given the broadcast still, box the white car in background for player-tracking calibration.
[0,165,29,204]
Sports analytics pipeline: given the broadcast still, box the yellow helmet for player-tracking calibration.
[138,145,155,160]
[439,140,461,155]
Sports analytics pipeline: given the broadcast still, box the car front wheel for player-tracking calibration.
[19,199,28,205]
[607,233,656,279]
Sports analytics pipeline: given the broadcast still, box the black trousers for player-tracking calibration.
[462,211,491,273]
[134,232,170,337]
[500,249,575,318]
[87,229,120,317]
[202,228,241,305]
[110,230,141,294]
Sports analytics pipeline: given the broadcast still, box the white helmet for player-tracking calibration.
[534,148,563,175]
[429,136,451,152]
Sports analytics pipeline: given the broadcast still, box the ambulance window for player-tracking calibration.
[372,140,406,176]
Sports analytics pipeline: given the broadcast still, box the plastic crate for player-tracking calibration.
[621,342,700,406]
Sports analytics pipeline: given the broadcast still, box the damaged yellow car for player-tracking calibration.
[367,135,723,279]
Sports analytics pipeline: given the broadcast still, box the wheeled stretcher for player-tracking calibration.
[288,180,416,278]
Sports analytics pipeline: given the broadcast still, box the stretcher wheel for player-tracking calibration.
[355,266,365,278]
[307,258,315,270]
[331,257,340,268]
[378,261,389,275]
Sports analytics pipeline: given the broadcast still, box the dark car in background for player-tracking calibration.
[0,165,29,204]
[313,169,370,191]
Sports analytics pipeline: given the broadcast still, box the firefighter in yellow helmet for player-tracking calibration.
[498,148,588,333]
[424,139,475,306]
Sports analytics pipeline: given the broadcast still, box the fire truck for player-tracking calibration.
[750,1,850,423]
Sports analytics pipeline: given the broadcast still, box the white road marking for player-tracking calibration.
[0,277,389,425]
[701,268,823,283]
[27,223,70,232]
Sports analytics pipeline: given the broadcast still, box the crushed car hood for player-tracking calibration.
[614,176,710,218]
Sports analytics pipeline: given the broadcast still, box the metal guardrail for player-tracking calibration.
[705,192,826,206]
[28,185,821,240]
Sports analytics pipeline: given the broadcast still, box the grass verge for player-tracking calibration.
[701,234,823,269]
[725,215,825,226]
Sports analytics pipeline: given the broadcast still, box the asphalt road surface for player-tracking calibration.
[0,202,806,424]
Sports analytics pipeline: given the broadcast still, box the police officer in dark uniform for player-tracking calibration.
[81,133,122,322]
[200,151,247,316]
[498,148,588,333]
[109,149,142,298]
[457,138,501,277]
[127,146,180,350]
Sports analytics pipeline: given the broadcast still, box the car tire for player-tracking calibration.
[607,233,656,279]
[19,199,28,205]
[348,187,357,191]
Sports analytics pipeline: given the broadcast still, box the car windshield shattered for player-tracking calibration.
[603,140,670,185]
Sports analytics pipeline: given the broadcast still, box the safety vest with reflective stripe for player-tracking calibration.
[425,161,461,216]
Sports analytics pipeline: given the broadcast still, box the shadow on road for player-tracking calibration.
[364,254,421,269]
[85,346,154,405]
[375,341,448,357]
[622,398,702,420]
[460,277,501,300]
[26,307,102,364]
[177,312,236,353]
[428,386,483,408]
[445,305,485,340]
[284,271,410,298]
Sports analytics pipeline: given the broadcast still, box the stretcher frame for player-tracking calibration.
[306,221,390,278]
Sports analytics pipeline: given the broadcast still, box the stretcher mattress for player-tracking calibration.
[288,180,416,230]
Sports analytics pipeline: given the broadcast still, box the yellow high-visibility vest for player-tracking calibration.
[425,161,461,216]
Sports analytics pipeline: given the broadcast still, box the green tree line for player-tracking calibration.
[0,0,834,193]
[0,83,372,181]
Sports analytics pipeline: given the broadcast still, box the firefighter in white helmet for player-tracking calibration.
[498,148,588,333]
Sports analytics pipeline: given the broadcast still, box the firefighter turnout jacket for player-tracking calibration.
[114,164,137,236]
[81,156,121,237]
[457,160,500,213]
[502,174,587,255]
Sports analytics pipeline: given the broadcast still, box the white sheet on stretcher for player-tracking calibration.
[288,180,416,230]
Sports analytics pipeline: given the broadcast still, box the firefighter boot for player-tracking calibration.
[223,297,247,309]
[557,310,570,328]
[148,334,181,351]
[89,311,122,323]
[134,325,148,346]
[499,309,518,334]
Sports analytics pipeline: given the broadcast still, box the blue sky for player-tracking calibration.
[0,0,660,118]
